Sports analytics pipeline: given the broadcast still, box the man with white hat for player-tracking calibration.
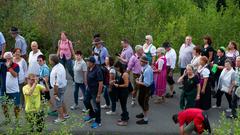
[2,52,20,122]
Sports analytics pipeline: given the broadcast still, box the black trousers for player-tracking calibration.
[117,89,129,121]
[232,89,239,118]
[216,90,232,108]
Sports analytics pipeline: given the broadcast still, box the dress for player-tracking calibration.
[196,65,212,110]
[154,56,167,97]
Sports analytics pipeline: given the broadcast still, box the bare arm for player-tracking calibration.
[8,68,18,77]
[118,73,129,88]
[208,51,213,62]
[177,75,185,83]
[201,78,208,94]
[57,40,60,57]
[1,43,6,58]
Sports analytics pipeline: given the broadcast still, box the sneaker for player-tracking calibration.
[82,108,88,113]
[131,101,136,106]
[226,108,232,112]
[212,105,221,109]
[54,118,65,124]
[101,104,110,109]
[79,96,84,101]
[106,111,116,115]
[70,104,79,110]
[136,113,144,119]
[83,116,94,122]
[64,114,70,119]
[117,121,128,126]
[91,122,101,129]
[136,119,148,125]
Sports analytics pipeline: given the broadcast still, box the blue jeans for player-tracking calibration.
[60,58,74,80]
[103,85,110,106]
[74,83,86,105]
[83,89,101,123]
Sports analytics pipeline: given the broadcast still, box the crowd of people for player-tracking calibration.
[0,27,240,134]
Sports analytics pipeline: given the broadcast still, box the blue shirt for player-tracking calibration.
[0,32,6,52]
[141,64,153,87]
[15,35,27,55]
[93,45,109,65]
[39,64,50,78]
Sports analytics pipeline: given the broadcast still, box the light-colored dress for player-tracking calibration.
[154,56,167,97]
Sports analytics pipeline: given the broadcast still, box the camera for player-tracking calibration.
[38,77,46,85]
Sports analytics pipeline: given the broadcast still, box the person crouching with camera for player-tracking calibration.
[23,73,48,132]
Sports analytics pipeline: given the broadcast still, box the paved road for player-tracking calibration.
[0,74,230,135]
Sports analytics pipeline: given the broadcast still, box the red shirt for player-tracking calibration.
[178,108,205,134]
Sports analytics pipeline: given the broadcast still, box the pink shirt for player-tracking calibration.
[59,39,73,60]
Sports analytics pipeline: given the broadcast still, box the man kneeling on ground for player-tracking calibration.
[172,108,211,135]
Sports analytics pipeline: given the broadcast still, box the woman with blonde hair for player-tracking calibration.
[143,35,156,66]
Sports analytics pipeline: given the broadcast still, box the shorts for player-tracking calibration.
[167,66,175,85]
[6,92,20,106]
[55,87,66,108]
[138,86,151,111]
[130,73,140,91]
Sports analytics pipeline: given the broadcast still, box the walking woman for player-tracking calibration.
[153,47,167,103]
[178,64,200,110]
[212,59,235,112]
[197,56,212,110]
[13,48,28,109]
[57,32,75,80]
[113,61,129,126]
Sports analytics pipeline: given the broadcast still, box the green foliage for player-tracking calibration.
[212,111,240,134]
[0,0,240,57]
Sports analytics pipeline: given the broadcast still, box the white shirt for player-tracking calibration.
[191,55,201,70]
[165,48,177,69]
[28,50,42,75]
[16,58,28,84]
[198,65,210,78]
[226,50,239,58]
[6,71,19,93]
[218,68,235,92]
[50,63,67,88]
[156,57,164,71]
[143,43,156,56]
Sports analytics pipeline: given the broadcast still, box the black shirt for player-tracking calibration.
[183,75,200,93]
[201,45,214,59]
[87,65,103,92]
[213,55,226,76]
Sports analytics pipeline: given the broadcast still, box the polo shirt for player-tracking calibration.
[6,63,20,93]
[50,63,67,88]
[178,108,204,134]
[87,65,103,92]
[23,84,45,113]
